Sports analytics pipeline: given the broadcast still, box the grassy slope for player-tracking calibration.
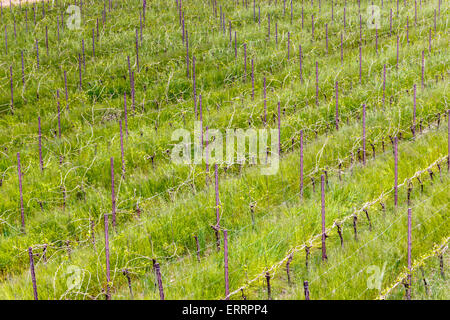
[0,0,448,299]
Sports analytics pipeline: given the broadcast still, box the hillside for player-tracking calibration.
[0,0,448,300]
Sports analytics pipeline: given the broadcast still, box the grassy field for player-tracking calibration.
[0,0,448,300]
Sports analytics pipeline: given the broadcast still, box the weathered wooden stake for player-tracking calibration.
[362,104,366,165]
[224,229,229,299]
[277,101,281,155]
[124,92,128,136]
[57,90,61,139]
[447,109,449,172]
[406,208,412,300]
[335,81,339,130]
[321,175,327,261]
[9,66,13,113]
[300,130,304,199]
[17,153,25,233]
[104,214,111,300]
[214,164,220,251]
[383,64,386,108]
[110,158,116,230]
[119,120,125,178]
[394,137,398,207]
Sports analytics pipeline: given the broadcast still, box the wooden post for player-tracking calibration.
[110,158,116,230]
[383,64,386,108]
[38,117,43,172]
[28,247,38,300]
[362,104,366,165]
[214,164,220,251]
[406,208,412,300]
[321,175,327,261]
[154,263,165,300]
[104,214,111,300]
[9,66,13,113]
[199,95,203,148]
[300,130,304,199]
[277,101,281,155]
[186,30,189,78]
[193,56,197,118]
[394,137,398,207]
[413,84,417,137]
[21,51,25,87]
[359,44,362,84]
[17,153,25,233]
[205,127,209,183]
[335,81,339,130]
[224,229,229,299]
[131,71,135,112]
[447,110,449,172]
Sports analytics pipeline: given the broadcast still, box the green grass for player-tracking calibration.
[0,0,448,299]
